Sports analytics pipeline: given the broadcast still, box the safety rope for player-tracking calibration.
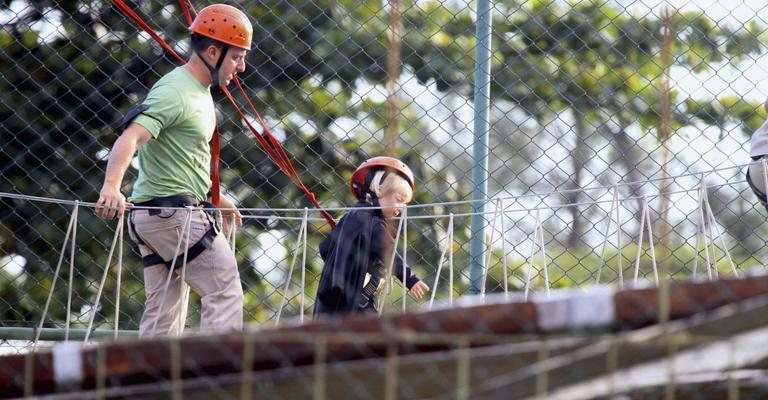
[538,208,550,297]
[300,208,309,323]
[524,208,550,300]
[633,196,659,285]
[177,0,196,26]
[149,208,193,336]
[220,84,336,226]
[596,186,618,285]
[702,181,718,280]
[429,213,454,309]
[276,208,309,324]
[176,207,195,336]
[449,214,455,305]
[696,172,738,279]
[112,0,186,65]
[84,212,124,342]
[378,208,406,315]
[481,198,503,301]
[694,174,711,279]
[499,201,510,301]
[524,210,536,300]
[616,185,624,289]
[401,206,408,313]
[64,201,79,341]
[480,201,501,303]
[114,214,124,339]
[118,0,753,229]
[693,174,712,280]
[33,201,79,350]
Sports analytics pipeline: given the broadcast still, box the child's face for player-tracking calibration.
[378,189,410,219]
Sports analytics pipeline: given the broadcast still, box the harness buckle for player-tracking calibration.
[201,202,223,235]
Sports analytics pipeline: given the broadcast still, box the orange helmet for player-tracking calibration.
[350,156,415,199]
[190,4,252,50]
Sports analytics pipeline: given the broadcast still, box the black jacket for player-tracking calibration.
[313,201,420,317]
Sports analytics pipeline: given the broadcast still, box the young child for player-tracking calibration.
[747,100,768,213]
[314,156,430,317]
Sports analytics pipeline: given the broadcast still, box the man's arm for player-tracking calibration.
[95,124,153,220]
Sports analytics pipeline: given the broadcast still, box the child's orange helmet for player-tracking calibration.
[190,4,253,50]
[350,156,415,199]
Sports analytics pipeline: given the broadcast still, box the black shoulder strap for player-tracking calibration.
[119,103,151,134]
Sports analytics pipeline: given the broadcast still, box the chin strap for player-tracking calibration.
[361,169,390,202]
[196,44,230,91]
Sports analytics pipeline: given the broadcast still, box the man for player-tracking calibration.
[95,4,252,336]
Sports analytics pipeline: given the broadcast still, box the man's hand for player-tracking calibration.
[218,196,243,233]
[409,280,430,300]
[96,185,131,220]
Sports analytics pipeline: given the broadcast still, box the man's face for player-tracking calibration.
[213,46,248,87]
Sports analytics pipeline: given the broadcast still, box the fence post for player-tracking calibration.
[469,0,493,295]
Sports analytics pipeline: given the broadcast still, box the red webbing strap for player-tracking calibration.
[234,79,303,179]
[210,127,221,207]
[225,86,289,175]
[113,0,186,64]
[221,86,337,226]
[178,0,195,25]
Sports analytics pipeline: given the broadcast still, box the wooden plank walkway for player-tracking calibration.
[1,274,767,399]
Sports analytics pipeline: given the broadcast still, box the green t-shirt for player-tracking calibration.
[128,67,216,203]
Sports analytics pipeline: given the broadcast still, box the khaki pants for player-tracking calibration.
[128,207,243,337]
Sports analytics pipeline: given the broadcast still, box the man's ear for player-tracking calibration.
[205,44,220,61]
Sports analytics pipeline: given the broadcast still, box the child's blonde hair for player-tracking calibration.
[369,170,413,203]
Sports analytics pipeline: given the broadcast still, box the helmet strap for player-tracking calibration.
[196,43,230,90]
[362,169,390,201]
[363,193,383,216]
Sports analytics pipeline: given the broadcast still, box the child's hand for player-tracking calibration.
[409,281,430,300]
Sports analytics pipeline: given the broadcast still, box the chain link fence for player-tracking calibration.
[2,0,768,392]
